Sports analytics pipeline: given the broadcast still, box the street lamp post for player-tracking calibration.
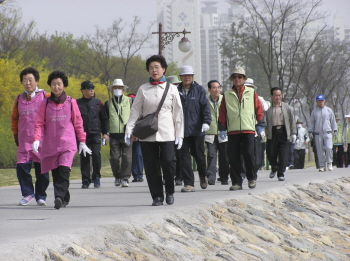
[152,23,191,55]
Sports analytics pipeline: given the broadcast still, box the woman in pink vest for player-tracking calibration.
[33,71,91,209]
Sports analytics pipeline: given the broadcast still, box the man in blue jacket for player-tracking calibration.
[177,65,211,192]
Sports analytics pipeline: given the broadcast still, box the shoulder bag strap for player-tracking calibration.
[111,96,125,125]
[155,82,170,117]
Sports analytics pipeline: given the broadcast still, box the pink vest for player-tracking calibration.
[40,97,77,173]
[17,92,45,164]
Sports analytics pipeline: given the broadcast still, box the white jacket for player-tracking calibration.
[126,82,184,142]
[294,126,309,150]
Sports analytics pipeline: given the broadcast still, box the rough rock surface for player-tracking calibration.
[3,178,350,260]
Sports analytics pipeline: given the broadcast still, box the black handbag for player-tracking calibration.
[132,83,170,139]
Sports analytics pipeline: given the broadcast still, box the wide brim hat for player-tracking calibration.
[230,67,246,80]
[167,75,181,84]
[108,79,128,91]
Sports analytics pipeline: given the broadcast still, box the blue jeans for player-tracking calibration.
[16,161,50,201]
[132,141,144,179]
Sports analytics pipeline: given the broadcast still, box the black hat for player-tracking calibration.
[81,80,95,90]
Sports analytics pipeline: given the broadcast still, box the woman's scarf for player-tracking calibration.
[149,75,166,85]
[50,91,67,104]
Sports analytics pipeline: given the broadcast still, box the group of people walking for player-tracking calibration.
[11,55,343,209]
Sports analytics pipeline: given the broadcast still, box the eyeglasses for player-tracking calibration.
[22,78,35,84]
[232,75,243,79]
[149,66,162,71]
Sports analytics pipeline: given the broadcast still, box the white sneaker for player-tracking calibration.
[319,168,325,172]
[327,163,333,171]
[37,199,46,206]
[121,179,129,187]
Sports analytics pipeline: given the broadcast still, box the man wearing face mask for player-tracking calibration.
[104,79,132,187]
[77,80,108,189]
[293,119,309,169]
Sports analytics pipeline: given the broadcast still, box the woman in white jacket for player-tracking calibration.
[125,55,184,206]
[294,119,309,169]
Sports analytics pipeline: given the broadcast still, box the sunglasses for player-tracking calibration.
[232,75,243,79]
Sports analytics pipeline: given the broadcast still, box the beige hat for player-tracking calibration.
[108,79,128,92]
[230,67,246,80]
[167,75,181,85]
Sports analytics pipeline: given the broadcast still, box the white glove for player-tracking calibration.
[260,130,265,141]
[124,134,131,145]
[175,137,183,150]
[291,134,296,143]
[79,142,92,157]
[32,140,40,153]
[201,123,210,133]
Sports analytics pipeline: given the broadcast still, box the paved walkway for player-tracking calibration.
[1,166,349,258]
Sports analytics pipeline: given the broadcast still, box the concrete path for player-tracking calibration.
[0,166,349,258]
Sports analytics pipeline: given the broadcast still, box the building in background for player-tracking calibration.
[157,0,202,84]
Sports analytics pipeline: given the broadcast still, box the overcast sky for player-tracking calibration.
[8,0,350,58]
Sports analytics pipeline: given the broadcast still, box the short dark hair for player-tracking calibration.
[47,71,69,87]
[270,87,282,95]
[207,80,220,89]
[20,67,39,83]
[146,55,167,72]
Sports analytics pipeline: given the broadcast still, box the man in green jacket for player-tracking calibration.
[205,80,229,185]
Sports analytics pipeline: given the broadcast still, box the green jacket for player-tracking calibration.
[224,87,255,132]
[207,95,223,135]
[108,95,131,134]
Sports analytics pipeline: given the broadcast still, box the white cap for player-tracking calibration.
[179,65,195,75]
[108,79,128,92]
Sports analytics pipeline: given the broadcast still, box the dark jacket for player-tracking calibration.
[177,81,211,137]
[77,97,108,137]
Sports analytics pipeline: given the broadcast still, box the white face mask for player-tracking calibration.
[296,124,302,128]
[113,89,123,97]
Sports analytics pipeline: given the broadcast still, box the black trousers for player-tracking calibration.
[52,166,70,203]
[140,141,175,200]
[266,126,289,177]
[294,149,306,169]
[333,145,345,168]
[178,135,207,187]
[228,133,256,186]
[174,149,182,181]
[80,135,101,182]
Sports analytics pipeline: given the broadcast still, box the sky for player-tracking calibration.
[6,0,350,58]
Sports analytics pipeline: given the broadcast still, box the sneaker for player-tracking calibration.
[319,168,325,172]
[229,185,242,191]
[82,179,90,189]
[181,185,195,192]
[248,180,256,189]
[114,179,121,187]
[37,199,46,206]
[54,197,62,209]
[175,179,182,186]
[269,172,276,178]
[94,177,101,188]
[278,176,285,181]
[19,194,35,206]
[327,163,333,171]
[289,164,294,170]
[121,179,129,187]
[199,176,208,189]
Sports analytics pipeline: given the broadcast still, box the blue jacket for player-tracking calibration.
[177,81,211,137]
